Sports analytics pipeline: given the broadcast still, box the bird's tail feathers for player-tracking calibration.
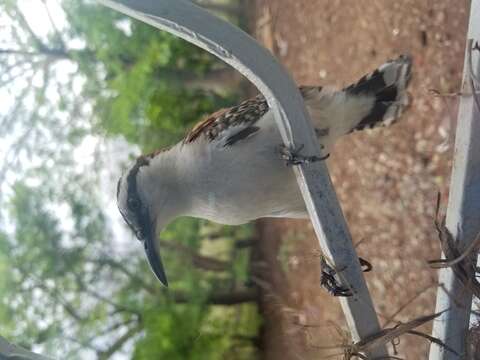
[344,54,412,132]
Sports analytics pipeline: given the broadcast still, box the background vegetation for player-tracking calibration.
[0,0,261,359]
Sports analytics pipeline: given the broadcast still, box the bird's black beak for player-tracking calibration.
[143,224,168,287]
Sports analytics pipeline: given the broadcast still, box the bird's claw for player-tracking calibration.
[320,257,372,297]
[359,257,373,272]
[278,144,329,166]
[320,258,352,297]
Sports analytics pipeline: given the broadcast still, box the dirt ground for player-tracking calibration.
[249,0,471,359]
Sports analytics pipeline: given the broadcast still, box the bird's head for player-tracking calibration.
[116,155,173,287]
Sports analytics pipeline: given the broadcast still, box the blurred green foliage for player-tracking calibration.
[64,0,238,151]
[0,183,259,359]
[0,0,261,359]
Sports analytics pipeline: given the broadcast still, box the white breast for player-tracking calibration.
[178,111,309,225]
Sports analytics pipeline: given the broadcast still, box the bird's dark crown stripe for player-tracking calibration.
[116,176,122,200]
[125,156,151,240]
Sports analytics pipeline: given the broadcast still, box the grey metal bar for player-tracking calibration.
[429,1,480,358]
[0,335,53,360]
[98,0,388,356]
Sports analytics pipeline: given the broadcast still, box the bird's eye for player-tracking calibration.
[135,229,144,240]
[128,197,140,210]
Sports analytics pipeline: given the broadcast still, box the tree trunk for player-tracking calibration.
[170,288,258,305]
[156,67,244,94]
[235,239,255,248]
[185,67,243,93]
[163,242,231,272]
[193,0,242,17]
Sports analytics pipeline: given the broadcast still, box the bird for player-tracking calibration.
[117,55,412,287]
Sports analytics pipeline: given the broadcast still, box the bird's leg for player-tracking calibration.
[278,144,330,166]
[320,257,352,297]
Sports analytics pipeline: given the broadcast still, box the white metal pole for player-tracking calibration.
[98,0,388,357]
[429,1,480,358]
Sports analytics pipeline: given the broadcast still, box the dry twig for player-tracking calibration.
[428,193,480,298]
[429,39,480,110]
[382,283,436,328]
[345,311,456,359]
[428,88,480,98]
[300,311,453,359]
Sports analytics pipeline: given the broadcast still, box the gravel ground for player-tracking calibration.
[250,0,471,359]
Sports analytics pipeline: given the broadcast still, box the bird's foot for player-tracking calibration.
[320,258,352,297]
[278,144,329,166]
[320,257,373,297]
[359,257,373,272]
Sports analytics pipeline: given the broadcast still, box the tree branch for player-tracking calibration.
[0,65,45,185]
[14,264,86,323]
[97,324,142,360]
[0,57,31,75]
[63,334,102,354]
[97,318,138,339]
[75,317,139,355]
[0,63,37,88]
[73,272,142,317]
[40,0,66,50]
[13,6,50,53]
[163,241,231,272]
[0,82,29,130]
[88,256,157,295]
[0,48,70,59]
